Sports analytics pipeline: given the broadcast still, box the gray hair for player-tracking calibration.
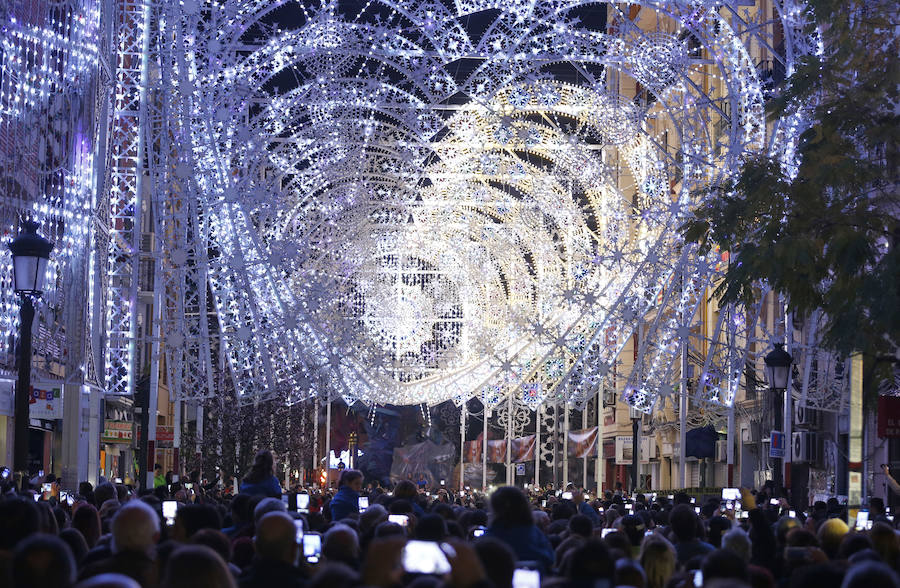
[111,500,160,554]
[721,527,752,563]
[254,497,287,525]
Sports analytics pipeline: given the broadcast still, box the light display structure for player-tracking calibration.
[142,0,823,416]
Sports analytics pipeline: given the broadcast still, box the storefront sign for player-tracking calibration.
[30,381,63,420]
[102,420,133,444]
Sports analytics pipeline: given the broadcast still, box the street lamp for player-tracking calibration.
[8,220,54,485]
[764,342,792,496]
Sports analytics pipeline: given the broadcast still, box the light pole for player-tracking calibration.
[764,342,792,496]
[8,220,54,487]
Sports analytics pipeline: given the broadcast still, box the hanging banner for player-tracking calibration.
[487,439,507,463]
[30,380,63,420]
[877,395,900,438]
[567,427,598,458]
[511,435,536,462]
[464,440,483,463]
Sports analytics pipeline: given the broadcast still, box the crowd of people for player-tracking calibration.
[1,449,899,588]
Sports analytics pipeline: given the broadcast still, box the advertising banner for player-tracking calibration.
[30,380,63,420]
[511,435,536,462]
[567,427,598,458]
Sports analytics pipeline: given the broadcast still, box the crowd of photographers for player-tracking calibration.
[1,449,899,588]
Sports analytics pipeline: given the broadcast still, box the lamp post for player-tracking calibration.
[764,342,792,496]
[8,220,54,486]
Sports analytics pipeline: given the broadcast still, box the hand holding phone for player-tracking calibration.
[402,540,451,575]
[388,514,409,527]
[163,500,178,526]
[358,496,369,512]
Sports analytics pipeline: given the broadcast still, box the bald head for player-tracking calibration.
[255,512,298,564]
[111,500,160,555]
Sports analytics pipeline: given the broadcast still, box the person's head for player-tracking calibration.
[569,513,593,538]
[473,537,515,588]
[489,486,533,527]
[869,497,885,517]
[615,558,646,588]
[254,496,288,525]
[619,514,646,546]
[702,548,749,585]
[58,528,89,564]
[323,523,361,565]
[840,561,900,588]
[416,514,448,541]
[707,516,732,547]
[393,480,418,500]
[244,449,275,484]
[161,545,237,588]
[565,538,614,581]
[308,562,360,588]
[0,497,41,550]
[359,503,388,534]
[639,535,676,588]
[838,533,873,560]
[94,482,118,507]
[817,518,849,559]
[172,503,222,542]
[669,504,699,542]
[337,469,363,492]
[75,573,142,588]
[111,499,160,555]
[254,511,297,564]
[72,502,102,548]
[228,493,252,527]
[721,527,752,562]
[155,464,162,473]
[191,529,232,564]
[869,522,900,565]
[12,534,76,588]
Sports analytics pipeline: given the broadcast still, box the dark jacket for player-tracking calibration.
[328,486,359,522]
[484,524,554,572]
[79,550,159,588]
[239,475,282,498]
[239,558,306,588]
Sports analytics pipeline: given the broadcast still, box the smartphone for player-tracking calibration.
[541,500,547,508]
[39,470,44,478]
[440,479,445,486]
[855,510,869,530]
[388,514,409,527]
[644,530,653,537]
[770,498,779,506]
[562,491,573,500]
[67,494,74,506]
[297,493,310,513]
[163,500,178,525]
[294,519,304,543]
[694,507,700,514]
[42,483,52,493]
[184,483,193,490]
[472,526,486,538]
[512,568,540,588]
[601,528,614,538]
[359,496,369,512]
[693,570,703,588]
[172,474,179,483]
[721,488,740,500]
[114,477,122,484]
[303,533,322,563]
[789,510,796,518]
[402,540,452,575]
[690,498,696,504]
[740,511,749,519]
[32,493,40,502]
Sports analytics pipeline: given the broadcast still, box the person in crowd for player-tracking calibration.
[640,534,676,588]
[483,486,554,572]
[162,545,236,588]
[79,499,161,588]
[239,450,282,498]
[328,469,363,522]
[669,503,715,564]
[13,534,77,588]
[239,512,305,588]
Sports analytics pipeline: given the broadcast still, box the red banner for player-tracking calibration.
[878,395,900,438]
[511,435,536,462]
[487,440,507,463]
[464,440,483,463]
[567,427,599,458]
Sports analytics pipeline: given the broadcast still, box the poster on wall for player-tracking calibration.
[30,380,63,420]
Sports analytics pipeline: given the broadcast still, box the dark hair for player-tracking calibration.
[192,528,232,562]
[0,498,41,551]
[163,545,236,588]
[175,504,223,539]
[338,469,363,488]
[393,480,418,500]
[416,514,448,541]
[474,537,515,588]
[669,504,699,542]
[72,503,102,548]
[566,539,614,580]
[569,514,593,538]
[701,548,749,584]
[489,486,533,528]
[13,534,76,587]
[243,450,274,485]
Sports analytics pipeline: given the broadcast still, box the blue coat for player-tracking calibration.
[483,524,554,572]
[239,475,282,498]
[329,486,360,522]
